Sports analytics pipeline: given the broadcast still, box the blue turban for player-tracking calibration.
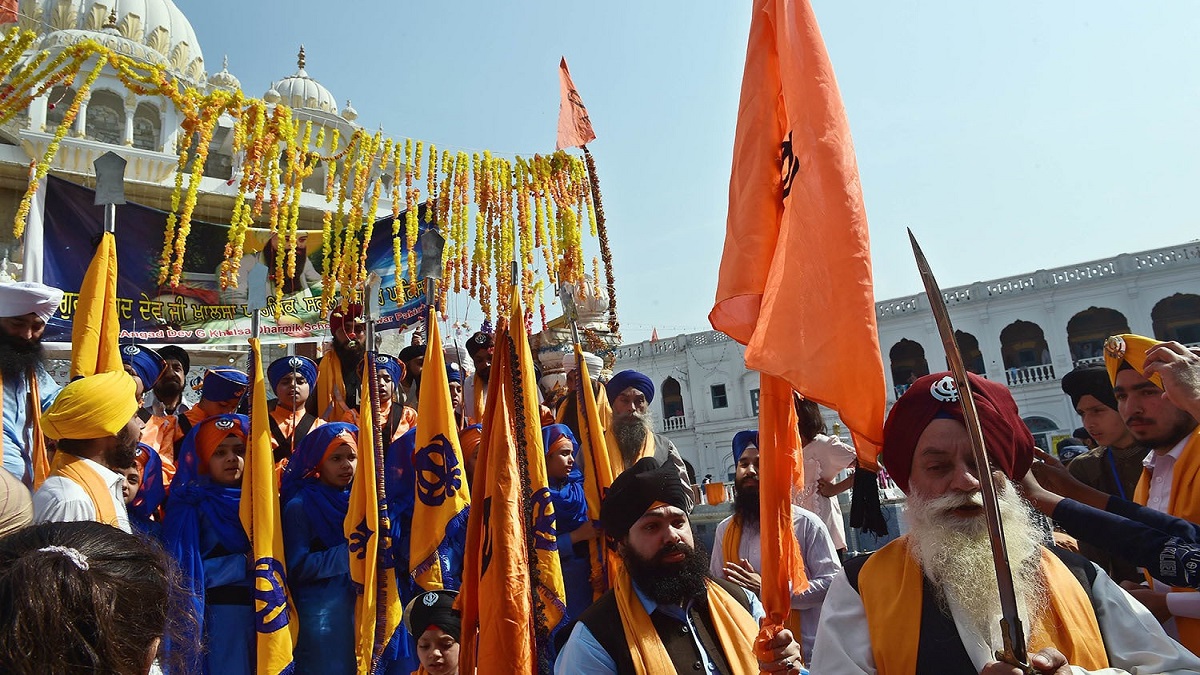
[267,355,318,392]
[364,353,405,385]
[732,430,759,463]
[605,370,655,405]
[121,344,165,389]
[201,368,249,403]
[446,361,464,384]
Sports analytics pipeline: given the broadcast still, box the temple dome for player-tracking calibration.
[267,46,338,114]
[208,56,240,91]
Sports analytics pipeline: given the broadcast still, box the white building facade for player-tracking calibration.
[612,241,1200,482]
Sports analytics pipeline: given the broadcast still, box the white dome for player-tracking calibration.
[268,46,338,114]
[208,55,240,91]
[22,0,205,81]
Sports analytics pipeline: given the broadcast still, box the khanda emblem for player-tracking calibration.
[530,487,557,552]
[414,434,463,507]
[348,518,373,560]
[780,130,801,199]
[252,557,291,633]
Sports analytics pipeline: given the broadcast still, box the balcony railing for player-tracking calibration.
[662,415,688,432]
[1005,363,1056,387]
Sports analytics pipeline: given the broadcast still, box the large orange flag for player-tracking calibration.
[556,57,597,150]
[709,0,885,469]
[572,344,614,598]
[240,338,298,674]
[459,287,568,675]
[410,310,471,589]
[69,231,121,379]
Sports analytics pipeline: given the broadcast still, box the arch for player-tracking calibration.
[303,159,327,194]
[889,339,929,394]
[1067,307,1130,364]
[1022,415,1062,454]
[132,102,161,151]
[84,90,124,145]
[661,377,685,421]
[1152,293,1200,345]
[999,320,1050,369]
[954,330,986,375]
[45,85,77,128]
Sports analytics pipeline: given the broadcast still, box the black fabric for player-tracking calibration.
[600,457,691,539]
[267,403,318,464]
[206,584,252,606]
[578,577,753,673]
[849,468,888,537]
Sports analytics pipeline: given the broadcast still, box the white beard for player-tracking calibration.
[905,479,1048,643]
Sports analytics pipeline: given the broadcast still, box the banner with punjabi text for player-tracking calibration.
[41,176,429,344]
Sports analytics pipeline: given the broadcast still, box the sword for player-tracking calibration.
[909,230,1032,673]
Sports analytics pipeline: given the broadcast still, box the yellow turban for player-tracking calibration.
[41,371,138,440]
[1103,333,1164,389]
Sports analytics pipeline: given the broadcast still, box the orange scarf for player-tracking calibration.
[316,348,356,423]
[858,537,1109,674]
[1133,426,1200,652]
[469,373,487,425]
[605,424,656,477]
[720,515,804,646]
[613,562,758,675]
[0,369,49,488]
[47,452,119,527]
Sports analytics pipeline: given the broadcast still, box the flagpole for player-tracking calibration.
[581,146,619,341]
[361,275,391,667]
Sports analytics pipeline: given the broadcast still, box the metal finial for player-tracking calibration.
[222,55,229,71]
[297,45,306,70]
[104,7,118,29]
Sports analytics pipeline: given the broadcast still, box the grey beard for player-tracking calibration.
[613,411,652,467]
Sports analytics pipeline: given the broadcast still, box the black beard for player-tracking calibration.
[0,330,44,379]
[733,482,760,528]
[153,377,183,401]
[105,425,140,470]
[333,337,365,364]
[621,541,711,605]
[613,411,650,467]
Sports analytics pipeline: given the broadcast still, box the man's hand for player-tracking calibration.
[569,521,598,545]
[1127,587,1172,623]
[722,558,762,595]
[1144,342,1200,421]
[981,647,1071,674]
[756,627,803,672]
[816,479,838,498]
[1027,449,1109,510]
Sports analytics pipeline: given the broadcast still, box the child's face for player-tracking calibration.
[122,466,140,505]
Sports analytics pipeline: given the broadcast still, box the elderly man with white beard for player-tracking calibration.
[810,372,1200,675]
[605,370,694,509]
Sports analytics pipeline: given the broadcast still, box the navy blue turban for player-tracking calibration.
[120,344,165,389]
[201,367,249,403]
[605,370,655,405]
[446,361,464,384]
[267,355,318,392]
[364,353,405,385]
[732,430,759,463]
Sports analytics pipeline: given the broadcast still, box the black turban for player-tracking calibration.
[404,589,461,641]
[600,457,690,542]
[1061,366,1118,412]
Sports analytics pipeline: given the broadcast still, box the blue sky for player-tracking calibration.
[183,1,1200,344]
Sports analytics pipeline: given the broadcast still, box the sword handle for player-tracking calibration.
[994,649,1035,674]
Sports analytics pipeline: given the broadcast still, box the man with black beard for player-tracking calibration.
[811,372,1200,674]
[312,303,367,423]
[33,371,142,534]
[710,429,840,665]
[604,369,694,509]
[142,345,190,420]
[0,281,64,486]
[556,457,803,674]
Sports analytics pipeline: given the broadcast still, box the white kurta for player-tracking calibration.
[810,551,1200,674]
[709,505,842,663]
[33,457,131,533]
[800,434,856,550]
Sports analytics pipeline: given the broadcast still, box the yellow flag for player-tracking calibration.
[70,231,121,378]
[345,355,404,673]
[459,286,567,674]
[574,344,614,598]
[240,338,298,674]
[410,310,471,589]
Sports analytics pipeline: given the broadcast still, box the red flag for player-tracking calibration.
[0,1,17,24]
[556,57,597,150]
[649,327,659,343]
[709,0,885,469]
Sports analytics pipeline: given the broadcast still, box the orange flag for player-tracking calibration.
[69,231,121,379]
[556,57,597,150]
[459,287,567,675]
[709,0,885,467]
[573,344,614,598]
[0,1,16,24]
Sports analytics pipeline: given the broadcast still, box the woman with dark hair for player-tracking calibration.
[162,413,253,674]
[795,397,856,558]
[0,520,197,675]
[280,422,359,675]
[543,424,596,624]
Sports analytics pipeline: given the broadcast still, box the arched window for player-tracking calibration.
[954,330,986,375]
[661,377,684,421]
[1067,307,1129,365]
[889,339,929,397]
[132,102,161,151]
[1023,416,1061,455]
[45,85,77,129]
[1152,294,1200,345]
[84,90,124,145]
[1000,320,1054,385]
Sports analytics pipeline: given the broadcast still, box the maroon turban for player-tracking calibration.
[329,303,364,334]
[881,371,1034,494]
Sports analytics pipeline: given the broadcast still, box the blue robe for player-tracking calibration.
[199,509,254,675]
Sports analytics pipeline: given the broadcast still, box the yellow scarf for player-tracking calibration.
[605,425,656,477]
[613,563,759,675]
[0,369,49,488]
[315,348,356,423]
[47,452,119,528]
[469,372,487,425]
[858,537,1109,674]
[720,515,804,646]
[1133,426,1200,652]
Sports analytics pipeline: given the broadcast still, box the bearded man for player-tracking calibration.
[811,372,1200,674]
[137,345,190,485]
[604,370,694,507]
[710,430,841,665]
[314,302,367,423]
[34,371,142,533]
[463,331,493,424]
[0,281,63,486]
[555,457,803,674]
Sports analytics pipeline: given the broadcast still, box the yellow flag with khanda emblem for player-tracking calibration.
[345,356,404,674]
[410,310,471,589]
[573,343,614,598]
[239,338,298,674]
[69,231,121,379]
[459,286,567,675]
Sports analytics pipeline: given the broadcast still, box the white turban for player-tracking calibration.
[562,351,603,380]
[0,281,63,321]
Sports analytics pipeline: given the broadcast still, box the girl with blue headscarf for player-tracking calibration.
[543,424,595,623]
[128,442,166,539]
[280,422,359,675]
[162,414,253,675]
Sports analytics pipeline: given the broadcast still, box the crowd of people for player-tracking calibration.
[5,277,1200,674]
